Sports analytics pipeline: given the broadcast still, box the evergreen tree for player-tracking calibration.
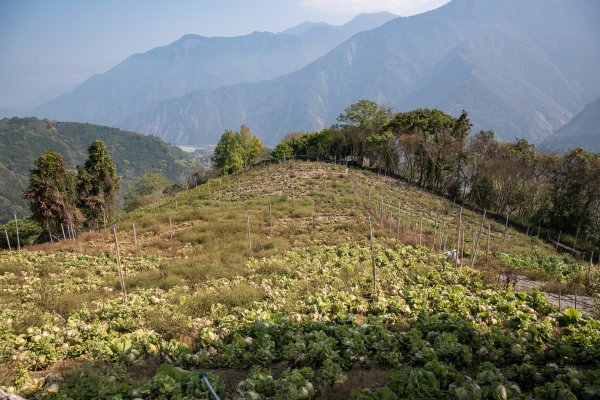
[77,139,119,226]
[23,151,81,238]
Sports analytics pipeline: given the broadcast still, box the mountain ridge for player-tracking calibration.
[122,0,600,146]
[541,97,600,152]
[32,12,398,128]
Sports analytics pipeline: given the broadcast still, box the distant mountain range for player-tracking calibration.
[31,12,396,135]
[30,1,600,148]
[541,97,600,152]
[0,117,195,223]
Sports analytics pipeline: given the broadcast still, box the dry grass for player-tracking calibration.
[185,283,266,317]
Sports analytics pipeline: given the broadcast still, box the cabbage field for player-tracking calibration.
[1,161,599,399]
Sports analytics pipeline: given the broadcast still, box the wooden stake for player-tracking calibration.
[369,214,376,294]
[433,220,438,250]
[102,207,107,233]
[396,214,401,244]
[4,228,11,250]
[438,221,443,251]
[246,214,251,252]
[419,214,423,245]
[14,212,20,251]
[457,207,463,259]
[61,223,66,241]
[312,199,316,230]
[556,231,561,251]
[486,225,491,260]
[169,217,173,240]
[269,201,273,235]
[112,225,128,303]
[133,222,139,258]
[460,229,465,266]
[588,251,593,287]
[558,284,561,311]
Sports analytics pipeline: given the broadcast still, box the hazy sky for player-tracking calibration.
[0,0,448,108]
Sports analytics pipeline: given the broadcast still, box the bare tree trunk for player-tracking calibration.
[14,212,20,251]
[4,228,11,250]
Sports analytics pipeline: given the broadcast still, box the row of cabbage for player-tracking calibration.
[1,244,599,398]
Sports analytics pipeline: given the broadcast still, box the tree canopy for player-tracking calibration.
[23,151,81,237]
[77,139,120,226]
[272,99,600,255]
[212,126,264,174]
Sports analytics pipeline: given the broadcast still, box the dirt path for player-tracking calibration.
[514,275,596,314]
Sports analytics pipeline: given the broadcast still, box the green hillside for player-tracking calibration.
[1,161,598,399]
[0,117,197,223]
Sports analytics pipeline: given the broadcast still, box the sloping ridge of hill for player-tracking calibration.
[541,96,600,152]
[31,12,397,131]
[0,117,195,223]
[122,0,600,146]
[1,160,597,398]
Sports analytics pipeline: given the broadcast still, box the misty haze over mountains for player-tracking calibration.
[29,0,600,149]
[31,12,396,133]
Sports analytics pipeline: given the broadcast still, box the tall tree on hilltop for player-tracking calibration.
[212,127,264,174]
[388,108,461,191]
[238,125,264,169]
[337,99,390,164]
[23,151,81,239]
[77,139,119,226]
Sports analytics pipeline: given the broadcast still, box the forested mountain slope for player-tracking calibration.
[0,117,195,222]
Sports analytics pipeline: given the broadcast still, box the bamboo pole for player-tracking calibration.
[133,222,139,258]
[457,207,463,260]
[439,220,445,251]
[419,214,423,246]
[588,251,593,287]
[369,214,376,294]
[246,214,251,252]
[112,225,128,303]
[486,225,491,260]
[460,230,465,266]
[312,199,316,230]
[396,201,401,244]
[269,201,273,235]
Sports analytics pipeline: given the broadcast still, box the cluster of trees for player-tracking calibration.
[272,100,600,253]
[24,140,119,239]
[212,126,265,174]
